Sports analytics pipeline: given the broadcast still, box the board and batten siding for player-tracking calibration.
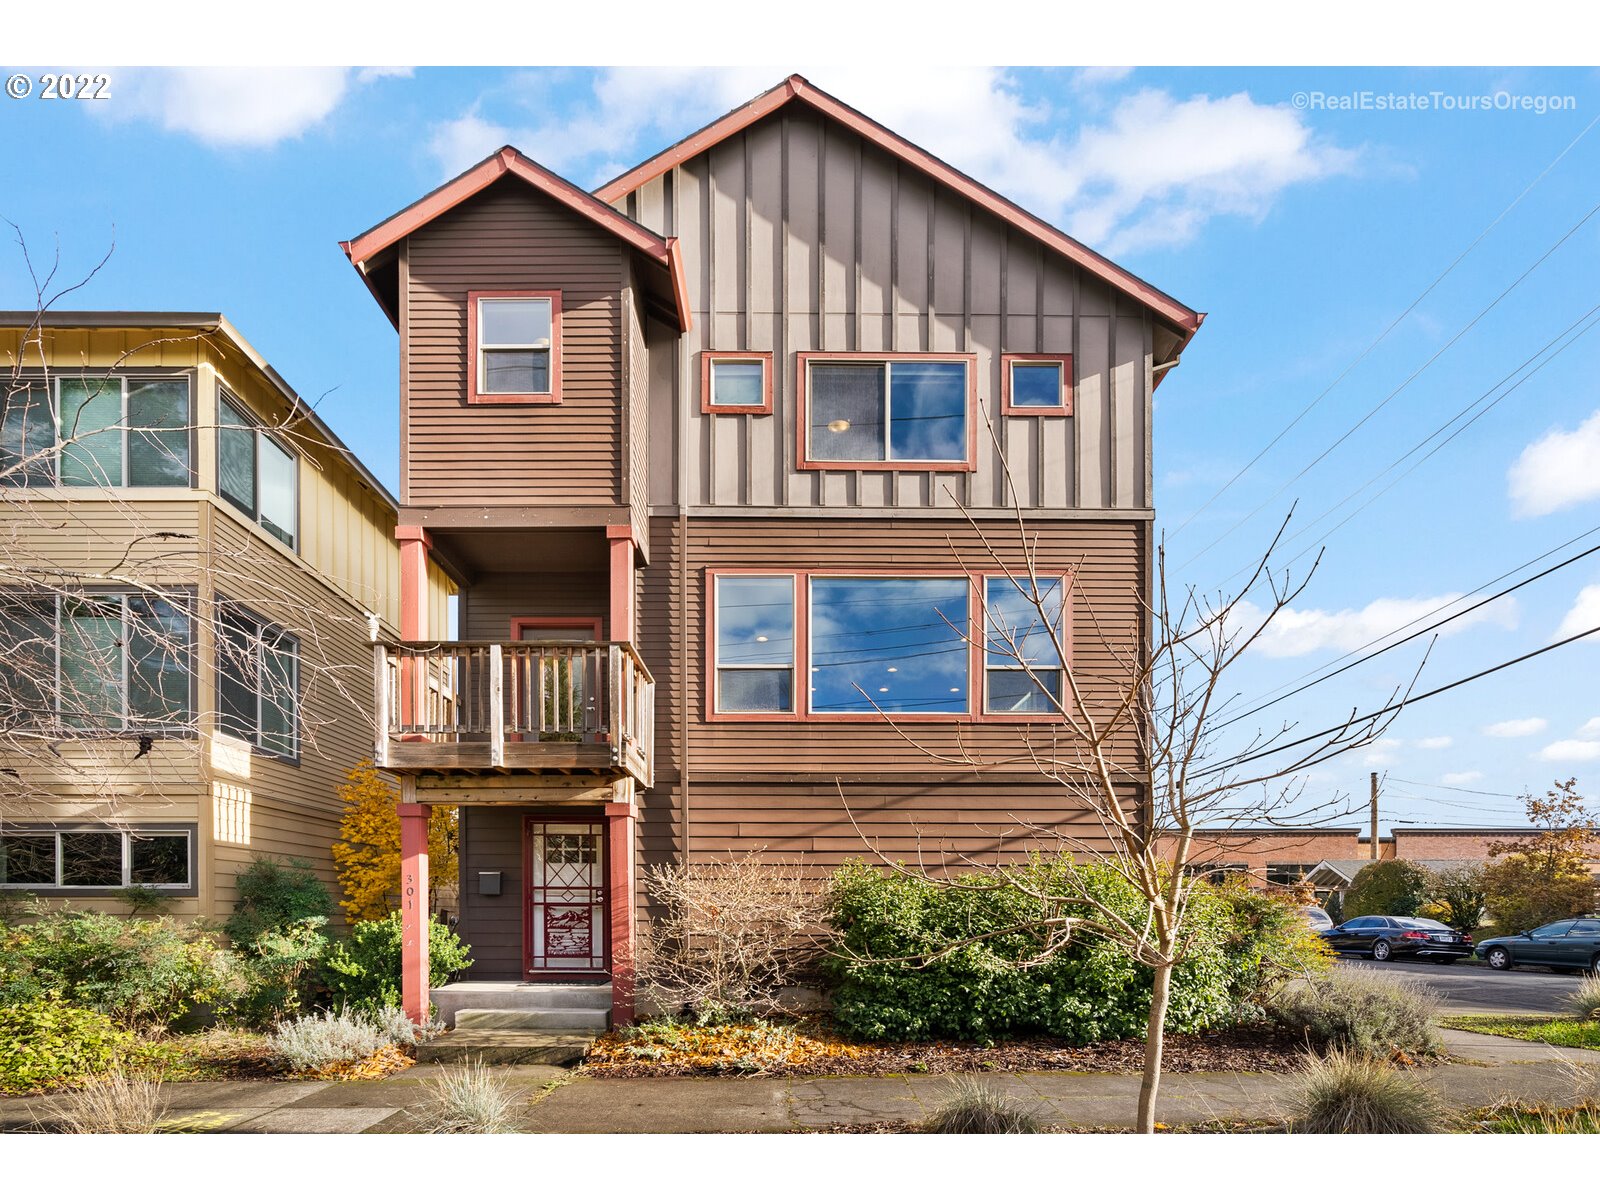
[402,178,627,510]
[615,108,1154,514]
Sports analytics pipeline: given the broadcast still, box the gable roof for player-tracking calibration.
[341,146,691,332]
[597,75,1204,349]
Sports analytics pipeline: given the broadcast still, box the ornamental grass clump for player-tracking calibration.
[1561,975,1600,1023]
[45,1071,169,1135]
[1286,1050,1450,1134]
[267,1009,392,1074]
[922,1076,1042,1134]
[415,1059,522,1134]
[1266,966,1441,1057]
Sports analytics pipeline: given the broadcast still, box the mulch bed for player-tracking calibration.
[582,1021,1308,1079]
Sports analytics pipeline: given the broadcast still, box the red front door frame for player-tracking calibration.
[511,616,605,641]
[520,813,610,979]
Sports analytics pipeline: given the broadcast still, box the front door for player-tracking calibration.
[524,818,607,975]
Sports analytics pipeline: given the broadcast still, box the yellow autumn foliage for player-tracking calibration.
[331,761,459,921]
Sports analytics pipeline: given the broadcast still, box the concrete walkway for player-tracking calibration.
[3,1029,1597,1134]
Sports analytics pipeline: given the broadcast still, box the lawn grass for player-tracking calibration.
[1469,1103,1600,1133]
[1439,1014,1600,1050]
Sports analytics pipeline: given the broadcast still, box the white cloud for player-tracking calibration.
[1235,593,1517,659]
[1441,771,1484,786]
[1536,739,1600,762]
[101,67,398,147]
[1555,584,1600,643]
[1363,738,1402,767]
[426,67,1356,253]
[356,67,414,84]
[1508,409,1600,517]
[1580,717,1600,738]
[1415,736,1453,750]
[1484,717,1548,738]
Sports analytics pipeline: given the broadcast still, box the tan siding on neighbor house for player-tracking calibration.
[403,179,626,509]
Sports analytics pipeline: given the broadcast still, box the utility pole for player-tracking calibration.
[1370,772,1380,860]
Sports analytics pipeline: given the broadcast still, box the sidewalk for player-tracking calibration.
[3,1029,1596,1134]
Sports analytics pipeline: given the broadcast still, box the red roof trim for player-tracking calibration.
[596,75,1203,339]
[342,146,689,328]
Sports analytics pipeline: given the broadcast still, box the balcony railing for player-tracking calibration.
[373,640,654,785]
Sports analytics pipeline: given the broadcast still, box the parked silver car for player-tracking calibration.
[1303,906,1334,931]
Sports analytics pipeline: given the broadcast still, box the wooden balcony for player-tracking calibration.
[374,640,654,786]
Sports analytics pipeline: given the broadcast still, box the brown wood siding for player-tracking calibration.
[621,109,1154,514]
[457,806,525,979]
[403,179,626,508]
[634,514,1147,774]
[460,571,610,640]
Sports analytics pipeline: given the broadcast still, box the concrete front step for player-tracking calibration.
[430,981,612,1027]
[454,1007,609,1032]
[414,1030,593,1067]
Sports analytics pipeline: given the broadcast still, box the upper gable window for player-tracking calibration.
[1001,355,1073,415]
[0,375,192,488]
[798,354,974,470]
[469,291,561,404]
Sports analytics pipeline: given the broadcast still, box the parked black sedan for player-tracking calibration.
[1476,918,1600,972]
[1320,915,1474,962]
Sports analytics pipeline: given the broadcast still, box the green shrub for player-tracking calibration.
[826,857,1242,1044]
[230,918,330,1027]
[1210,879,1335,1014]
[0,909,235,1031]
[1426,864,1488,933]
[268,1009,392,1073]
[225,856,332,950]
[1266,966,1441,1056]
[1287,1049,1449,1133]
[321,913,472,1016]
[0,1000,136,1094]
[1343,860,1429,918]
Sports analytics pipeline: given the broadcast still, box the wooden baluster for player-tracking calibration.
[489,643,504,767]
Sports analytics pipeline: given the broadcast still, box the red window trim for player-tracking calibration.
[794,352,978,472]
[700,351,774,415]
[1000,353,1073,416]
[704,568,1073,724]
[466,289,563,405]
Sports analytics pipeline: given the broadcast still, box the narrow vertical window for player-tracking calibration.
[217,392,298,550]
[984,574,1067,713]
[57,378,124,487]
[217,603,300,757]
[0,381,56,485]
[714,575,795,713]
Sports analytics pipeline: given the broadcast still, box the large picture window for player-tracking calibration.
[216,603,299,758]
[0,592,193,732]
[218,393,297,549]
[810,577,970,714]
[469,291,561,403]
[799,355,974,469]
[712,575,795,713]
[0,827,192,890]
[0,376,192,488]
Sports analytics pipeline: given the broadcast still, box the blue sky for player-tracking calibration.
[3,64,1598,829]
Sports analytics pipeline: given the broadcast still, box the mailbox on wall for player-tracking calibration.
[477,871,503,897]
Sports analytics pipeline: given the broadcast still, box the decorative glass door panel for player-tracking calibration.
[525,819,606,973]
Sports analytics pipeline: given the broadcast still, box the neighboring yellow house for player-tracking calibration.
[0,312,455,923]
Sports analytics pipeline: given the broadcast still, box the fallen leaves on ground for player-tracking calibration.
[583,1019,1307,1079]
[290,1044,415,1082]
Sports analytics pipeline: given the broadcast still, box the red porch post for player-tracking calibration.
[606,525,635,643]
[606,793,636,1026]
[398,781,431,1027]
[396,526,432,730]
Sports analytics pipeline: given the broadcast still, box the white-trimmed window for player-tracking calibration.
[0,591,193,732]
[983,574,1067,714]
[0,827,192,890]
[712,575,795,713]
[799,355,973,468]
[217,393,297,550]
[216,603,299,758]
[0,375,192,487]
[471,292,560,402]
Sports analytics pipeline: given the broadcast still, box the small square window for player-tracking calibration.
[701,353,773,415]
[1002,355,1072,415]
[471,292,561,403]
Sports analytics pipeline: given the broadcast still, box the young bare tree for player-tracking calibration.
[0,231,382,867]
[839,426,1421,1133]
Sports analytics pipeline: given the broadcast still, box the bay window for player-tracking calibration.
[0,592,193,731]
[0,375,192,487]
[799,354,974,469]
[470,291,561,403]
[0,827,193,890]
[218,393,297,549]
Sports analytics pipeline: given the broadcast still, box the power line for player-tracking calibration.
[1388,776,1523,799]
[1204,619,1600,777]
[1179,196,1600,573]
[1170,110,1600,541]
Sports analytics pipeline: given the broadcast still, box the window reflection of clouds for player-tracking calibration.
[715,576,793,666]
[810,578,968,713]
[888,362,966,461]
[985,575,1066,713]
